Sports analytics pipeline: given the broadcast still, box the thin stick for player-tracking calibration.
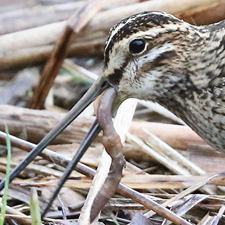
[28,0,104,109]
[0,132,191,225]
[1,0,225,72]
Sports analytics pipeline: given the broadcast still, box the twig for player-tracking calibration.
[0,200,31,225]
[0,104,207,150]
[144,173,219,219]
[62,59,98,82]
[28,0,104,109]
[0,39,104,72]
[1,0,225,72]
[127,133,198,175]
[143,129,205,175]
[0,131,191,224]
[57,195,67,220]
[0,2,83,35]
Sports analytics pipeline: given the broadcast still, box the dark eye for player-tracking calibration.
[129,39,146,54]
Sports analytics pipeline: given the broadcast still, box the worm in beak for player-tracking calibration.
[42,81,124,218]
[90,87,125,222]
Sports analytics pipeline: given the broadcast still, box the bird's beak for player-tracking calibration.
[0,75,111,190]
[41,77,124,218]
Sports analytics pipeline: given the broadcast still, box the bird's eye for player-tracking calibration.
[129,39,146,54]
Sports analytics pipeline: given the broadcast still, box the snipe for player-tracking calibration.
[1,10,225,218]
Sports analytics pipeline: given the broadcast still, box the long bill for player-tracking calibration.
[41,88,124,218]
[0,76,110,191]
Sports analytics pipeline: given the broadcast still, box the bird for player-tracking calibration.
[103,11,225,152]
[1,10,225,218]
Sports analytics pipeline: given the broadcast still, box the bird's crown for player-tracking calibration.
[104,11,182,65]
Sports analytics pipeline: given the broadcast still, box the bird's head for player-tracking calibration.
[101,11,206,108]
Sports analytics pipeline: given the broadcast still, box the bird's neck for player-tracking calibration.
[182,21,225,91]
[158,21,225,151]
[204,20,225,62]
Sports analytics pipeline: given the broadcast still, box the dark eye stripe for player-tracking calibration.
[152,50,177,66]
[107,57,131,86]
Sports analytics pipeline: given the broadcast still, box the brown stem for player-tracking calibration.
[28,0,104,109]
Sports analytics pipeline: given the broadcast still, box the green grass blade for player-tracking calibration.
[30,187,42,225]
[0,125,11,225]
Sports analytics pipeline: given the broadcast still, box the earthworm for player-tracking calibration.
[90,87,125,222]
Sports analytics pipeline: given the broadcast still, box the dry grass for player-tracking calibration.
[0,0,225,224]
